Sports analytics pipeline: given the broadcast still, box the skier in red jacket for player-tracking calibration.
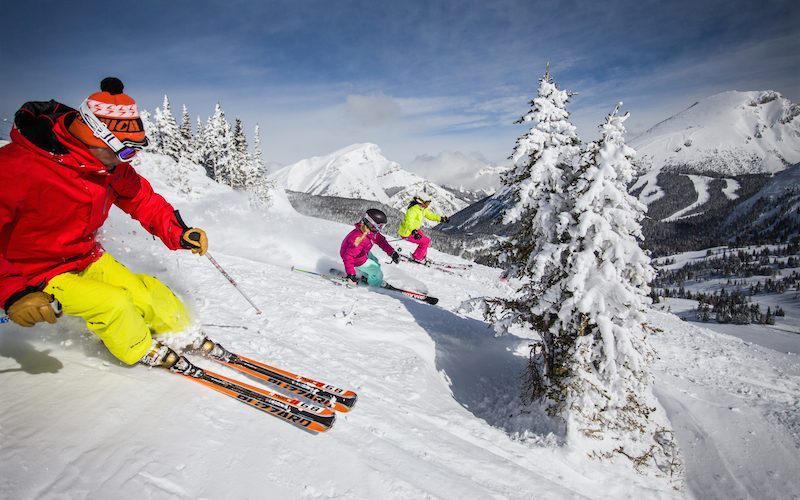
[0,77,207,366]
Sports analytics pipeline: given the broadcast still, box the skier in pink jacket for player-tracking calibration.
[340,209,399,287]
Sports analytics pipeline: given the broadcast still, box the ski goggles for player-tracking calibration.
[78,99,147,162]
[362,214,385,233]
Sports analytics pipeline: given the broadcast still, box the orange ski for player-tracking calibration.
[196,338,358,413]
[168,356,335,433]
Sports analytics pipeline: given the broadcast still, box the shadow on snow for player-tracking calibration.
[392,292,564,441]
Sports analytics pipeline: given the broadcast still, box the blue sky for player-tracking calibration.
[1,0,798,168]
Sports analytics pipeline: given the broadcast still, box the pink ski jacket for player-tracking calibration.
[339,225,394,275]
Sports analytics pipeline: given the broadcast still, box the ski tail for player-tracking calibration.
[399,254,470,272]
[381,283,439,305]
[292,266,348,286]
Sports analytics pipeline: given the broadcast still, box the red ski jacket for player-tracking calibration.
[0,101,188,310]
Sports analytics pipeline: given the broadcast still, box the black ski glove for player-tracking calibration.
[411,230,422,240]
[346,274,359,287]
[440,216,449,223]
[391,251,400,264]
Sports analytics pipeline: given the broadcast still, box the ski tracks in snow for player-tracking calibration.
[662,175,712,222]
[649,310,800,499]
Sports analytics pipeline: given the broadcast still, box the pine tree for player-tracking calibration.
[229,118,250,189]
[538,104,678,473]
[203,103,232,184]
[193,116,206,167]
[178,104,193,159]
[488,67,580,372]
[252,124,265,176]
[139,109,156,151]
[497,67,581,279]
[154,95,181,162]
[171,156,198,195]
[200,116,215,179]
[246,123,276,208]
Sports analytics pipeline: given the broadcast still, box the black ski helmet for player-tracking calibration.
[362,208,387,232]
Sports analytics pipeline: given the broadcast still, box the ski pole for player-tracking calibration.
[206,252,262,315]
[291,266,348,285]
[202,323,250,330]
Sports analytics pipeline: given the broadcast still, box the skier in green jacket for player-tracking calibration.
[398,195,448,262]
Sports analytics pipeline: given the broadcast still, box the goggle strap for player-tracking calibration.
[363,214,384,232]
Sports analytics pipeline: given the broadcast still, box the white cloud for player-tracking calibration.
[344,93,402,126]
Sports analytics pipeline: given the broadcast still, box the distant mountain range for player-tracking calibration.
[270,143,471,216]
[267,90,799,256]
[439,90,800,255]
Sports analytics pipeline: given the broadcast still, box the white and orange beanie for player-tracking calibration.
[68,77,148,148]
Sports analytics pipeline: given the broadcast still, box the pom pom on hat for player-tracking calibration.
[100,77,125,95]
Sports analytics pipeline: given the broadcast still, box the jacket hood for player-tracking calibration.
[11,100,111,174]
[13,100,77,154]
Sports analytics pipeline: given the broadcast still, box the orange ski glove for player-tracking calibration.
[7,292,57,327]
[181,228,208,255]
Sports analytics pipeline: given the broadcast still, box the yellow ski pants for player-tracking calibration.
[44,253,190,365]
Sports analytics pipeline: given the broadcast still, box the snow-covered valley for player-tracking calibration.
[1,153,799,499]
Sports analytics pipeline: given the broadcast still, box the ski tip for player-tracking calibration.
[333,393,358,412]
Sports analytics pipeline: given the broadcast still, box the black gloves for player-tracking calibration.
[441,216,450,223]
[391,251,400,264]
[346,274,359,287]
[411,230,422,240]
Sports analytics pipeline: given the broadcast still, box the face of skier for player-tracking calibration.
[88,146,123,167]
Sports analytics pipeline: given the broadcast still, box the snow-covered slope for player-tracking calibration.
[631,90,800,177]
[2,151,799,498]
[725,163,800,240]
[271,143,395,202]
[628,89,800,219]
[271,143,467,216]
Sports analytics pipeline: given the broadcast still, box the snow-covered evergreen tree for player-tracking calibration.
[153,95,181,162]
[193,116,206,167]
[171,156,199,195]
[252,124,265,176]
[139,109,156,151]
[229,118,250,189]
[247,124,277,209]
[549,103,679,475]
[203,103,232,184]
[498,68,580,280]
[500,102,680,476]
[178,104,193,159]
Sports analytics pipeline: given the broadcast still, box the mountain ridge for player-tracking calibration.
[270,143,469,216]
